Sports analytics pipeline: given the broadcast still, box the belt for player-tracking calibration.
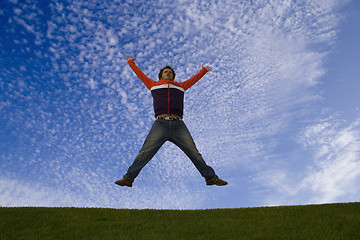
[156,115,183,121]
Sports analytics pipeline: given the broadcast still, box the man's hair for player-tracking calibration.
[158,65,176,80]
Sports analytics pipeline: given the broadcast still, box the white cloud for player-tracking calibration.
[13,8,22,15]
[253,116,360,206]
[0,177,71,207]
[88,78,97,89]
[0,169,207,209]
[300,117,360,203]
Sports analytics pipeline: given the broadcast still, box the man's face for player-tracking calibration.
[162,68,174,80]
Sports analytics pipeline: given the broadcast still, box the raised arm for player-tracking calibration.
[180,65,212,91]
[126,56,155,90]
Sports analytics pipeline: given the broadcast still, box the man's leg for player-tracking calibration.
[123,120,169,183]
[169,120,218,183]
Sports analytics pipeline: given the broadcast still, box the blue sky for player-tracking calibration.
[1,0,359,209]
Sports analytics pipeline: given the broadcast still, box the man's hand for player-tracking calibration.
[126,56,135,62]
[202,64,212,72]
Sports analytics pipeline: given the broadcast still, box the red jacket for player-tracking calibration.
[128,59,208,117]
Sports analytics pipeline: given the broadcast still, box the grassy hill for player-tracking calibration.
[1,202,359,240]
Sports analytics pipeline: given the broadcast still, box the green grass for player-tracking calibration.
[1,202,359,240]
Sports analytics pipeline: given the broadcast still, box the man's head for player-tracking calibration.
[158,65,176,80]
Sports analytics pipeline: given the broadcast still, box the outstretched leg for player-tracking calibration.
[123,120,169,183]
[169,120,218,183]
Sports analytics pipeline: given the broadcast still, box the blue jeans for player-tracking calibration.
[124,119,218,183]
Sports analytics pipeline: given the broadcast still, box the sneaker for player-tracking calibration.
[115,178,132,187]
[206,177,228,186]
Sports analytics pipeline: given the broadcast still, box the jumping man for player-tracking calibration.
[115,56,227,187]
